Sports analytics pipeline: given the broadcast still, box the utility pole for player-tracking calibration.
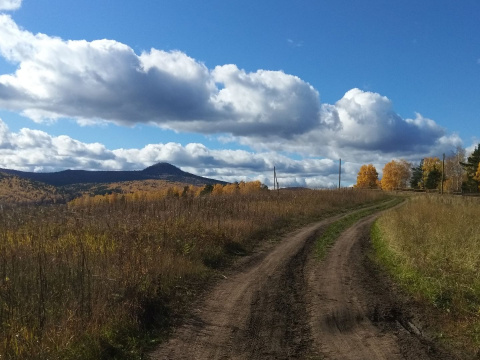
[441,153,445,194]
[338,159,342,189]
[273,166,279,195]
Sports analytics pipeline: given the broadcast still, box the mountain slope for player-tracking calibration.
[0,163,226,187]
[0,172,66,204]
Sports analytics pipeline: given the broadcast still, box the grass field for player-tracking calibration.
[0,187,388,359]
[372,194,480,355]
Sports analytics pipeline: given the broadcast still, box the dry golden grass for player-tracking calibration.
[373,194,480,355]
[0,188,388,359]
[89,179,191,194]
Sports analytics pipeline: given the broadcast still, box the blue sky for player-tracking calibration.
[0,0,478,187]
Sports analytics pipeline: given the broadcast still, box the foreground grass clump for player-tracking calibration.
[372,195,480,353]
[0,188,387,359]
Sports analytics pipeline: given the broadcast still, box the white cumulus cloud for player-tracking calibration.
[238,88,461,164]
[207,64,320,137]
[0,0,21,11]
[0,15,321,139]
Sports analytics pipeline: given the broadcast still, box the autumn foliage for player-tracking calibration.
[0,172,65,204]
[474,162,480,190]
[354,164,380,189]
[68,180,266,208]
[380,160,411,191]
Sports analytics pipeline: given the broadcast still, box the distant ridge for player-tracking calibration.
[0,163,226,187]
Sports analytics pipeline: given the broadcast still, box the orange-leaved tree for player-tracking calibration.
[354,164,380,189]
[381,159,411,191]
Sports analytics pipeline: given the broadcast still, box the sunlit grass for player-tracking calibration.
[0,188,388,359]
[372,194,480,354]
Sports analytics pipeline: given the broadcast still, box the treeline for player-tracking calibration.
[355,145,480,192]
[68,180,267,207]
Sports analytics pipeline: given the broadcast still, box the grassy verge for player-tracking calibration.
[315,196,404,260]
[0,188,389,359]
[372,194,480,356]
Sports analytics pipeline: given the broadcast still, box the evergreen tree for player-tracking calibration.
[425,167,442,190]
[461,144,480,193]
[199,184,214,196]
[410,160,424,189]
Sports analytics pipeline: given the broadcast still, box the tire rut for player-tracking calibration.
[306,213,456,360]
[306,215,403,359]
[149,215,339,360]
[149,204,456,360]
[237,231,314,359]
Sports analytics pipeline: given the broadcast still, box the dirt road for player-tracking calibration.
[150,208,456,360]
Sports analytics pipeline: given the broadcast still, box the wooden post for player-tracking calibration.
[441,153,445,194]
[274,166,278,192]
[338,158,341,189]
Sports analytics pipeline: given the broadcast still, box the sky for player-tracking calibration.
[0,0,478,187]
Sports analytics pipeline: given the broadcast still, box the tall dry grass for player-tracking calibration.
[373,194,480,353]
[0,188,387,359]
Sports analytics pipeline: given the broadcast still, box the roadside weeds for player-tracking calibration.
[371,195,480,359]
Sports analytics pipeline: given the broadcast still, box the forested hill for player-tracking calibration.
[0,172,66,204]
[0,162,226,187]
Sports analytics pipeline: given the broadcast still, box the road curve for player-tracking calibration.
[149,208,455,360]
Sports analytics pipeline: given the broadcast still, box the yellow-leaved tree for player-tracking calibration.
[473,162,480,190]
[211,184,224,195]
[381,159,411,191]
[354,164,380,189]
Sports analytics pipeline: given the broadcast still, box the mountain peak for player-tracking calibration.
[142,162,184,175]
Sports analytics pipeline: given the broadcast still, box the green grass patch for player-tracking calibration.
[372,195,480,355]
[315,197,403,259]
[370,222,442,306]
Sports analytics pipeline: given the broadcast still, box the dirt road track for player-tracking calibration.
[149,209,456,360]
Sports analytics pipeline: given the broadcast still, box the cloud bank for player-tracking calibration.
[0,14,464,185]
[0,119,342,187]
[243,88,461,163]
